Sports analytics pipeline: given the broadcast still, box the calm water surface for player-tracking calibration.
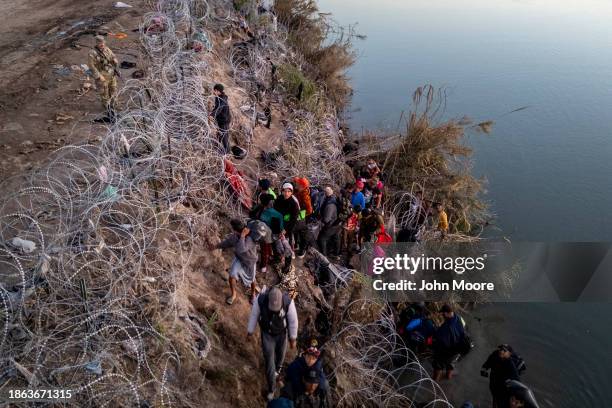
[317,0,612,406]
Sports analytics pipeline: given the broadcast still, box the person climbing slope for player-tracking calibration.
[248,287,298,401]
[210,83,232,154]
[274,183,301,252]
[211,219,258,305]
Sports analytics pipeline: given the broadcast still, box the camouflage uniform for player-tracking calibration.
[88,44,118,112]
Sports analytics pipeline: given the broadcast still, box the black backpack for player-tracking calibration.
[259,291,291,336]
[511,352,527,374]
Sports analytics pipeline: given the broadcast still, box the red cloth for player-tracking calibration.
[260,242,273,268]
[224,159,252,209]
[376,225,393,243]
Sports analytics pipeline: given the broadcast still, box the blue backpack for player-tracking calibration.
[268,397,294,408]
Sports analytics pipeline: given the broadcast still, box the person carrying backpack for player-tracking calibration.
[481,344,526,408]
[432,304,466,381]
[248,287,298,401]
[317,186,339,257]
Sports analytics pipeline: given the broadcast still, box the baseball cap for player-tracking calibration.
[355,180,365,189]
[94,35,105,43]
[303,369,320,384]
[268,287,283,312]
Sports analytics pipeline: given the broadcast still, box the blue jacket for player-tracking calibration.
[350,191,365,210]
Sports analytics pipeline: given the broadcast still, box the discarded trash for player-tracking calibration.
[109,32,128,39]
[102,185,119,201]
[141,277,156,283]
[113,2,133,8]
[145,17,167,34]
[55,113,74,124]
[131,69,145,79]
[97,165,109,183]
[84,360,102,375]
[192,31,212,52]
[8,237,37,254]
[52,65,71,77]
[120,61,136,69]
[231,145,247,160]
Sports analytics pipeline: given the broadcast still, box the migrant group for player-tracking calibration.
[398,303,540,408]
[87,11,539,407]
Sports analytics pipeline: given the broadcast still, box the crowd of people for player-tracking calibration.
[398,303,540,408]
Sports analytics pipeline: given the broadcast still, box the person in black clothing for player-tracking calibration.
[432,304,466,381]
[274,183,301,251]
[481,344,524,408]
[284,345,329,407]
[264,102,272,128]
[267,57,278,92]
[316,187,339,257]
[210,83,232,154]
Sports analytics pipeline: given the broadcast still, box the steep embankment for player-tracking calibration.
[0,1,485,407]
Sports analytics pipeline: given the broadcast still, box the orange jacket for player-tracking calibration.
[293,177,313,216]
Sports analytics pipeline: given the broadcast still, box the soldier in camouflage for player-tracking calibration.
[88,35,119,119]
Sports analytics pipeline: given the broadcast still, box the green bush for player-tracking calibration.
[278,64,317,106]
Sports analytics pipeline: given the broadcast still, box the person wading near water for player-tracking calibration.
[481,344,526,408]
[432,304,466,381]
[248,287,298,401]
[88,35,119,120]
[211,219,258,305]
[210,83,232,154]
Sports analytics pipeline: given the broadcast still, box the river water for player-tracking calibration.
[317,0,612,406]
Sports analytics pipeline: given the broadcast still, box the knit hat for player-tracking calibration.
[259,178,271,190]
[304,347,321,358]
[281,182,293,191]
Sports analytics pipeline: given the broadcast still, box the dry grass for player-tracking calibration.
[275,0,358,109]
[372,85,491,234]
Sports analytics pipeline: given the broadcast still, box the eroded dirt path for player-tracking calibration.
[0,0,146,179]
